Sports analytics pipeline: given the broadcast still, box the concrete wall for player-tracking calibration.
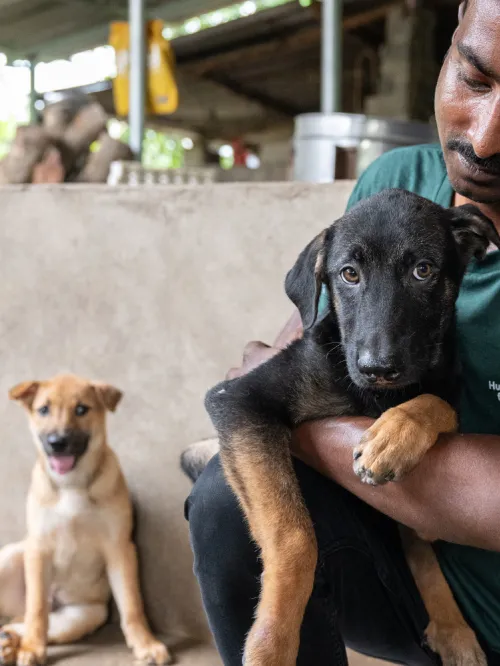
[365,5,437,122]
[0,181,355,646]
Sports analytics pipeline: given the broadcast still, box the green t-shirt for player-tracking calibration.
[328,143,500,652]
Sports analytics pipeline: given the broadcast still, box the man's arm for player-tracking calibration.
[292,418,500,551]
[228,313,500,552]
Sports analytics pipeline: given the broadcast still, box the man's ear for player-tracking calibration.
[450,204,500,265]
[9,381,40,409]
[92,382,123,412]
[285,228,329,330]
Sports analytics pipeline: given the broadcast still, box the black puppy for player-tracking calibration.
[203,189,500,666]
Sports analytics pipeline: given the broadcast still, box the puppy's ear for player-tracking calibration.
[9,381,40,409]
[285,229,329,330]
[450,204,500,264]
[93,383,123,412]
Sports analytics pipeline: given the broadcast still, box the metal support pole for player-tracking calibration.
[129,0,146,160]
[321,0,342,114]
[28,57,37,125]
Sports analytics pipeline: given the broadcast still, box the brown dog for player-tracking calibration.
[0,374,171,666]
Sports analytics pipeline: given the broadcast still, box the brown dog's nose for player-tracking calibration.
[357,351,401,383]
[46,432,70,454]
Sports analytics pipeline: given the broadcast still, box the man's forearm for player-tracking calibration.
[292,418,500,551]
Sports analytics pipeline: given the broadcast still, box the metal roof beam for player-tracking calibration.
[9,0,237,60]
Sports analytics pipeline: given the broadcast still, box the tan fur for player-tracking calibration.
[401,527,486,665]
[227,395,485,665]
[355,395,485,664]
[222,432,317,666]
[0,374,170,666]
[354,394,458,483]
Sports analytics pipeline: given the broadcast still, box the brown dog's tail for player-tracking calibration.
[180,437,220,483]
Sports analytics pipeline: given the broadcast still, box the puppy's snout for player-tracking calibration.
[46,432,70,454]
[357,350,401,384]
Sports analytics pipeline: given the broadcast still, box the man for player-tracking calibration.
[185,0,500,663]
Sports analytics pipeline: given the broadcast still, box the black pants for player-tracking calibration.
[185,455,493,665]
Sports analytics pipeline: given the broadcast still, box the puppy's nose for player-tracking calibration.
[47,432,70,453]
[357,351,401,383]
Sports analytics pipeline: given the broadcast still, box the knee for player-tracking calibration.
[185,454,252,575]
[204,379,259,436]
[204,381,234,431]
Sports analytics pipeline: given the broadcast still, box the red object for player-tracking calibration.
[231,139,248,167]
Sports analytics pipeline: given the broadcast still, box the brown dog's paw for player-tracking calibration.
[15,649,45,666]
[132,640,172,665]
[0,630,20,666]
[353,407,435,485]
[425,621,487,666]
[14,638,46,666]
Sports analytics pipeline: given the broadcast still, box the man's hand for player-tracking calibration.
[226,309,303,380]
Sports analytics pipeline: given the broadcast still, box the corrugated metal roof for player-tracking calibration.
[0,0,234,60]
[0,0,460,61]
[42,1,388,138]
[38,0,459,140]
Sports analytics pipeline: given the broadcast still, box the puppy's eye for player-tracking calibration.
[340,266,360,284]
[413,262,433,281]
[38,405,49,416]
[75,404,90,417]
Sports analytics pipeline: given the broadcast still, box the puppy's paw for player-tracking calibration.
[0,630,20,666]
[15,646,46,666]
[243,616,299,666]
[425,620,486,666]
[132,639,172,665]
[353,407,435,485]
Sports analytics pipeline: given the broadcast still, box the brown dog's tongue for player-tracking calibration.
[49,456,75,475]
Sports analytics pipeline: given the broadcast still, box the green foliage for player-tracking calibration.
[162,0,300,40]
[0,117,184,169]
[0,116,184,169]
[142,129,184,169]
[109,119,184,169]
[0,118,17,158]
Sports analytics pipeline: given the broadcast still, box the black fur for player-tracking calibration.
[205,188,500,460]
[201,188,500,662]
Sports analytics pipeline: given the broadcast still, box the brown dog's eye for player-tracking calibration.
[75,404,90,417]
[340,266,359,284]
[38,405,49,416]
[413,262,433,281]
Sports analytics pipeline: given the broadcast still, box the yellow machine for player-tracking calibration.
[109,19,179,117]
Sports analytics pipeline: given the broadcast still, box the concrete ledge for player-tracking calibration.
[0,181,356,646]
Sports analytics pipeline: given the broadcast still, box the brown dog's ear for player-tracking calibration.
[450,204,500,264]
[285,228,329,330]
[9,381,40,409]
[92,383,123,412]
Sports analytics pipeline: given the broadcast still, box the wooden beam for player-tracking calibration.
[184,1,401,78]
[343,1,402,30]
[145,114,290,141]
[184,26,319,76]
[206,73,298,117]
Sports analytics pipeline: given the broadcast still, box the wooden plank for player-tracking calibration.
[185,1,401,77]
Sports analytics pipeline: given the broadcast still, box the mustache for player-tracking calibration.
[447,139,500,176]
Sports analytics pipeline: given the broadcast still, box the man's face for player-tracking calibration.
[435,0,500,204]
